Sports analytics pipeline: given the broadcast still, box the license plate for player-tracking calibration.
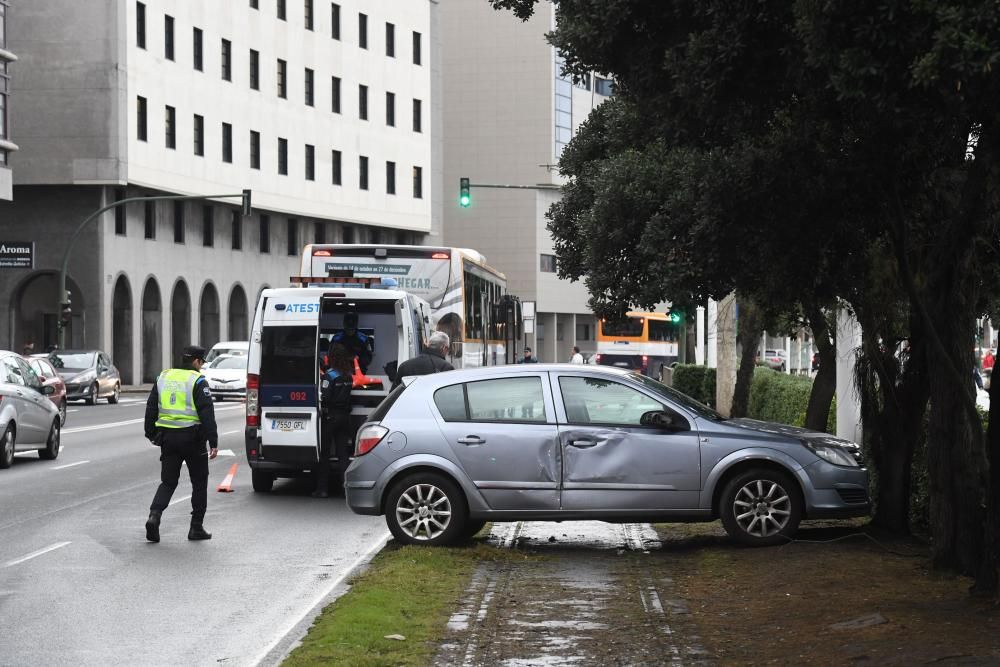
[271,419,306,432]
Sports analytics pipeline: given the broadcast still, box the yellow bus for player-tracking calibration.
[595,312,680,377]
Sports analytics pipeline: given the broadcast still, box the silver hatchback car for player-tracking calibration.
[345,364,869,547]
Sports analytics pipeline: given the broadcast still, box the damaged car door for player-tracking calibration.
[555,374,701,511]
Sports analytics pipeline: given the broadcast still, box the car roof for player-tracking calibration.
[407,363,637,387]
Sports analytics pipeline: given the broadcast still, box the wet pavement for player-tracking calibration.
[436,521,714,666]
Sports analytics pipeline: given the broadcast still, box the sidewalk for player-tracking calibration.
[121,383,154,394]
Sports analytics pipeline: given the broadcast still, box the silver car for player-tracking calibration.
[0,350,62,469]
[345,364,869,547]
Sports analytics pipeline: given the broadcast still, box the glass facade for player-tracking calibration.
[554,56,572,158]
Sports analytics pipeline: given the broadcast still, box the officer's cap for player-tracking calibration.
[182,345,208,361]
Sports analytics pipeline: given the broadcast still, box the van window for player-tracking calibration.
[260,326,317,384]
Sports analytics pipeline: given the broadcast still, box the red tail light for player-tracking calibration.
[355,424,389,456]
[246,373,260,428]
[595,354,603,364]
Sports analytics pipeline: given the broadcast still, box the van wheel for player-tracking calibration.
[385,473,468,546]
[720,468,802,547]
[39,419,61,460]
[252,469,274,492]
[0,426,14,469]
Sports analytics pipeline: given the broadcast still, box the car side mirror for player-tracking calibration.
[41,384,55,396]
[641,410,684,430]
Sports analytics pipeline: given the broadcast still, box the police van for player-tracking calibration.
[245,283,431,492]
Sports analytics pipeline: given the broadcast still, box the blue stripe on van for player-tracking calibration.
[260,384,317,408]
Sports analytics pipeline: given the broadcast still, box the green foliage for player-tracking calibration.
[746,368,835,435]
[671,364,716,407]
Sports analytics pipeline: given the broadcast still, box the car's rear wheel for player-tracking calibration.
[0,426,14,469]
[38,419,61,460]
[720,468,802,547]
[251,469,274,492]
[385,473,468,546]
[108,384,120,404]
[85,383,99,405]
[58,399,67,425]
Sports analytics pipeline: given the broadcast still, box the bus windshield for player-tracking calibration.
[601,317,645,338]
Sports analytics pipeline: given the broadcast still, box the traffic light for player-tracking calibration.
[241,189,253,217]
[667,310,682,324]
[60,292,72,326]
[459,177,471,208]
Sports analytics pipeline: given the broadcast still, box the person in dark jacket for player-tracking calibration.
[518,347,539,363]
[391,332,454,390]
[332,311,374,374]
[144,345,218,542]
[315,344,354,498]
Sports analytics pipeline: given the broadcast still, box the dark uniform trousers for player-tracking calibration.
[150,427,210,520]
[317,412,352,493]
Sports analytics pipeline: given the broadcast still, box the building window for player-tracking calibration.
[277,59,287,98]
[304,0,314,30]
[250,49,260,90]
[576,323,592,341]
[115,189,127,236]
[287,219,299,255]
[173,202,185,244]
[137,96,148,141]
[231,210,242,250]
[386,161,396,195]
[555,58,573,158]
[413,31,421,65]
[595,77,614,97]
[540,254,557,273]
[193,27,203,71]
[385,22,395,57]
[331,3,341,40]
[358,13,367,49]
[202,205,214,247]
[250,0,258,9]
[277,0,286,20]
[137,2,147,49]
[315,223,326,244]
[332,149,342,185]
[164,15,175,60]
[165,105,176,149]
[193,114,204,155]
[357,84,368,120]
[144,200,156,239]
[412,98,422,133]
[222,122,233,163]
[412,166,423,199]
[304,68,314,106]
[305,144,315,180]
[259,215,270,253]
[278,137,288,175]
[221,39,232,81]
[331,76,341,113]
[359,155,369,190]
[250,130,261,169]
[386,92,395,127]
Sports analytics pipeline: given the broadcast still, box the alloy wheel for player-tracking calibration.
[394,483,453,541]
[59,400,67,425]
[732,478,792,538]
[1,428,14,468]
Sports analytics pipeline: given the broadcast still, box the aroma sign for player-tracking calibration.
[0,242,34,269]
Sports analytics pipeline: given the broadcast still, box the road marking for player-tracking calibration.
[221,429,243,435]
[62,405,244,435]
[4,541,72,568]
[250,531,392,667]
[0,479,157,533]
[216,449,237,457]
[168,494,192,506]
[52,460,89,470]
[68,409,79,413]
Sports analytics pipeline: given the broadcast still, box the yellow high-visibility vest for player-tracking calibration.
[154,369,202,429]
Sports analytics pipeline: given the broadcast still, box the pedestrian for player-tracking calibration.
[391,331,454,390]
[518,347,539,364]
[315,344,354,498]
[144,345,218,542]
[21,341,34,356]
[569,346,584,364]
[984,349,995,371]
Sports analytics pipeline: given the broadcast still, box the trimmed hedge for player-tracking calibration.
[671,364,717,407]
[747,367,836,434]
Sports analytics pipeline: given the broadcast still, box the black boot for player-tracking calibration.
[188,520,212,540]
[145,510,161,543]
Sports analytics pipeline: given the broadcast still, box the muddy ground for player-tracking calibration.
[435,521,1000,666]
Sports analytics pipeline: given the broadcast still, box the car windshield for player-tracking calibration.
[206,347,247,362]
[209,356,248,370]
[627,372,725,421]
[48,352,95,370]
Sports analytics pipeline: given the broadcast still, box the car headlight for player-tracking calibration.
[802,439,861,467]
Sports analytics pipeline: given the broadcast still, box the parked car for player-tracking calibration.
[205,341,249,364]
[0,350,62,468]
[44,350,121,405]
[27,356,68,424]
[202,354,248,402]
[344,364,870,547]
[758,349,787,371]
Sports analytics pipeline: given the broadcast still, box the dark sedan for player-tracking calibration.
[44,350,121,405]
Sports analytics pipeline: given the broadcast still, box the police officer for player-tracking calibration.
[332,311,374,374]
[315,344,354,498]
[144,345,219,542]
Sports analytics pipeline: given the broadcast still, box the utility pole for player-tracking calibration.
[57,190,251,349]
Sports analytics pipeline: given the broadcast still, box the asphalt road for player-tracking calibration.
[0,394,388,667]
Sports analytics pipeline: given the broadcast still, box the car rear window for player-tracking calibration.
[369,383,406,422]
[260,325,316,384]
[433,377,547,423]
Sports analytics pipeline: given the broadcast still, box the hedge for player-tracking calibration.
[671,364,716,407]
[747,367,836,434]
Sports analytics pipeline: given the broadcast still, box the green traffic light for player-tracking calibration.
[669,312,681,324]
[460,194,471,207]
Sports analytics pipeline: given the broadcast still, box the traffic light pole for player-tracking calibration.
[57,190,251,349]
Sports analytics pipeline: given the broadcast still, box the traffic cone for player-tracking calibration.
[217,463,238,492]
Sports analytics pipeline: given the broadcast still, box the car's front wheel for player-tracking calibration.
[108,384,120,404]
[0,425,14,469]
[720,468,802,547]
[39,419,61,460]
[251,469,274,492]
[58,399,67,425]
[85,383,99,406]
[385,473,468,546]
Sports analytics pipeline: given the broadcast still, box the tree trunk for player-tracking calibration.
[804,307,835,432]
[731,297,762,418]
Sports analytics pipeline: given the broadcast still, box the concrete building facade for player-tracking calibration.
[0,0,441,383]
[0,0,15,200]
[440,1,611,363]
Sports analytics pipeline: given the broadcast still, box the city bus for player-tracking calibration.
[297,244,522,367]
[595,311,680,377]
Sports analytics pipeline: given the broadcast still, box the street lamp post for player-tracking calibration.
[57,190,251,349]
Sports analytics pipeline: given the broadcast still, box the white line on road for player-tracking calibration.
[4,541,72,568]
[52,460,90,470]
[216,449,237,457]
[221,429,243,435]
[61,405,244,435]
[168,494,192,506]
[250,531,392,667]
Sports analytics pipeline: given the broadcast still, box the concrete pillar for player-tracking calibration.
[835,308,863,443]
[715,294,738,416]
[695,305,706,365]
[784,335,792,374]
[706,298,718,368]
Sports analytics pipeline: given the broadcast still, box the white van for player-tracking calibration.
[245,286,431,492]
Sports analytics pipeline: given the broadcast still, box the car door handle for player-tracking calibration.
[457,436,485,445]
[569,439,597,448]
